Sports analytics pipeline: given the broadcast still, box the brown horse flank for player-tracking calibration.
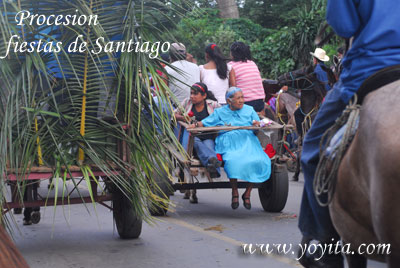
[315,67,400,267]
[0,225,29,268]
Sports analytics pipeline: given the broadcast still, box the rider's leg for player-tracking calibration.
[299,80,347,267]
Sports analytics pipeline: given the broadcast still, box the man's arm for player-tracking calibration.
[327,0,361,38]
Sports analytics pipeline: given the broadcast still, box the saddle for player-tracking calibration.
[357,64,400,104]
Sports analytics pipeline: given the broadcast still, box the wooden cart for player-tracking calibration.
[149,120,291,215]
[3,130,142,240]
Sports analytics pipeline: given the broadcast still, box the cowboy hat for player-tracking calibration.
[310,48,329,62]
[170,42,186,55]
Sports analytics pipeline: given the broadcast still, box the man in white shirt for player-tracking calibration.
[165,43,200,104]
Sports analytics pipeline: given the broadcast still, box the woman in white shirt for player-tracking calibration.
[199,43,236,105]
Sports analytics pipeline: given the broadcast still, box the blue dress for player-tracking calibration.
[201,105,271,183]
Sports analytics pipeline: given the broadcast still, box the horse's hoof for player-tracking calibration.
[190,195,198,204]
[23,219,32,226]
[14,208,22,214]
[183,191,190,199]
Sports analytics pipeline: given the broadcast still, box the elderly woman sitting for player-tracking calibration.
[190,87,271,209]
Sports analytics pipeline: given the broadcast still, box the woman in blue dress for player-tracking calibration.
[190,87,271,209]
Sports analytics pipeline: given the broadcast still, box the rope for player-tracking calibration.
[300,105,318,139]
[276,93,287,125]
[314,95,361,206]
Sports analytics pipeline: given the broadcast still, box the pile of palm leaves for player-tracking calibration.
[0,0,184,229]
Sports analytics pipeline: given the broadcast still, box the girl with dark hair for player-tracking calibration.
[199,43,236,105]
[229,42,265,112]
[190,87,271,210]
[175,82,221,178]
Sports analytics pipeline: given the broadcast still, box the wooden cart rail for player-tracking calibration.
[5,165,120,181]
[181,121,287,134]
[172,121,292,167]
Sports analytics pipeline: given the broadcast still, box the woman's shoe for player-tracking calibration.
[231,195,239,209]
[242,194,251,210]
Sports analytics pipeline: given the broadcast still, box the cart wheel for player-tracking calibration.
[258,163,289,212]
[113,190,142,239]
[149,163,172,216]
[31,211,41,224]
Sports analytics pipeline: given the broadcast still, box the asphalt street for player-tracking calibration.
[11,172,386,268]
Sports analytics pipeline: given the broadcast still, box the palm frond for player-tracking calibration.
[0,0,188,230]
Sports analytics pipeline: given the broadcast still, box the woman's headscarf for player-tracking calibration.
[225,87,242,102]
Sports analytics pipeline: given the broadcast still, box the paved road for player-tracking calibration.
[12,173,385,268]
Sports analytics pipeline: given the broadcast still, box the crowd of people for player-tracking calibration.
[154,0,400,266]
[161,40,336,210]
[164,41,268,209]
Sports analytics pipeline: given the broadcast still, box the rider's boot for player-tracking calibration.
[298,237,344,268]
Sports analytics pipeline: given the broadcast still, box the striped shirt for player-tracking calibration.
[229,60,265,102]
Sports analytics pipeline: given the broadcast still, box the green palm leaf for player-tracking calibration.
[0,0,187,230]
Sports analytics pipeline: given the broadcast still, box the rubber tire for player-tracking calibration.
[113,190,142,239]
[258,163,289,212]
[31,211,41,224]
[149,164,172,216]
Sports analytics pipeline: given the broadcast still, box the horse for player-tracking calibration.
[315,68,400,268]
[0,225,29,268]
[262,79,280,121]
[277,65,328,181]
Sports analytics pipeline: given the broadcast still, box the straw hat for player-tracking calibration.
[310,48,329,62]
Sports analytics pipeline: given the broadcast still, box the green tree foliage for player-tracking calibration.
[239,0,313,29]
[173,0,336,78]
[172,8,267,64]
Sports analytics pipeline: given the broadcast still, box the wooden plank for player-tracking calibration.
[6,163,120,174]
[5,195,113,209]
[186,122,287,134]
[165,144,202,166]
[173,181,262,190]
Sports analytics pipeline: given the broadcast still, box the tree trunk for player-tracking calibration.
[0,225,29,268]
[216,0,239,18]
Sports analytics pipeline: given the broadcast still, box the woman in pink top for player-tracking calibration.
[200,43,236,105]
[229,42,265,112]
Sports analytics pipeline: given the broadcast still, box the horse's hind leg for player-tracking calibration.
[345,252,367,268]
[293,150,301,181]
[190,189,198,204]
[292,143,302,181]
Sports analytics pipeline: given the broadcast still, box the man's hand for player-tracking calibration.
[252,120,260,127]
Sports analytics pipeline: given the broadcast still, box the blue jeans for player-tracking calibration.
[193,137,220,175]
[299,80,347,242]
[245,99,264,112]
